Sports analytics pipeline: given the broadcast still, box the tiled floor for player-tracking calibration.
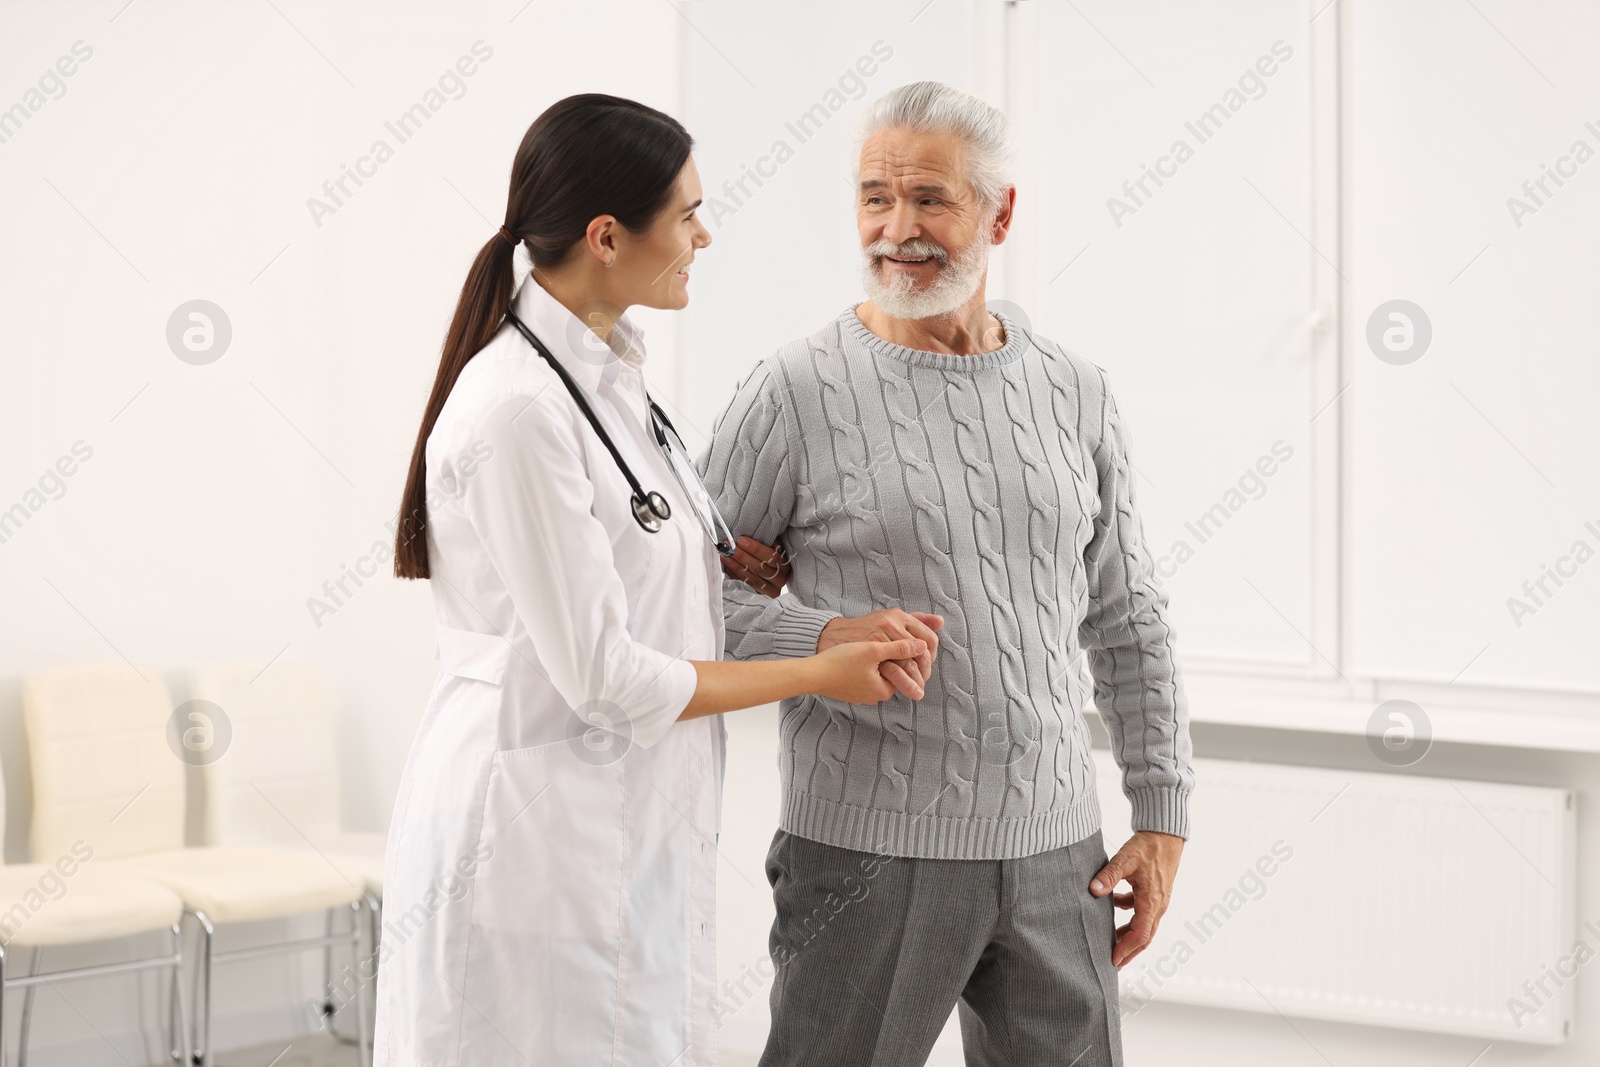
[217,1025,957,1066]
[218,1034,754,1066]
[217,1034,755,1066]
[216,1032,360,1066]
[217,1032,958,1066]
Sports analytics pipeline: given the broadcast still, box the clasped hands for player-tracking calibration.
[723,534,1183,969]
[721,535,942,700]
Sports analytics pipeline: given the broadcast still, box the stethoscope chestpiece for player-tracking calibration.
[631,491,671,533]
[508,310,736,552]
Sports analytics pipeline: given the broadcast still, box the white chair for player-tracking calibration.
[23,664,370,1067]
[190,662,386,1046]
[0,744,188,1067]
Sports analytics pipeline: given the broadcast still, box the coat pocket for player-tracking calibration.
[458,742,626,1063]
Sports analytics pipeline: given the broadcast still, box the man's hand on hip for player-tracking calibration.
[1089,830,1185,968]
[818,609,944,701]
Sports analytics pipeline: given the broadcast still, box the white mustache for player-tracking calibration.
[866,238,950,263]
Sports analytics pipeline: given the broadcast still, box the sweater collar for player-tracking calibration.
[841,304,1030,372]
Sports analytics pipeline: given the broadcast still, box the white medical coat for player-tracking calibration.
[373,277,727,1067]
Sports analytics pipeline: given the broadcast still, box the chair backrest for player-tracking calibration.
[191,662,343,847]
[23,664,185,862]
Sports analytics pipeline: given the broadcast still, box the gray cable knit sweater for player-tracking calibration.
[696,307,1194,860]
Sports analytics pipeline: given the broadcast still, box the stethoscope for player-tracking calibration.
[505,309,736,557]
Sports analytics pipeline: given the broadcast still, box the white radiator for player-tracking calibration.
[1093,752,1577,1044]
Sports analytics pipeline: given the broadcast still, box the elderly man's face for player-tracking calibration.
[857,128,993,317]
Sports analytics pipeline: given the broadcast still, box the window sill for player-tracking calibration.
[1161,676,1600,755]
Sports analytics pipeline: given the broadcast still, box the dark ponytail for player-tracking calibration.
[394,94,693,579]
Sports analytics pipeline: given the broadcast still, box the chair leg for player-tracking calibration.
[365,889,382,1056]
[16,948,38,1067]
[188,909,214,1067]
[1,940,8,1067]
[168,922,189,1064]
[351,900,370,1067]
[321,906,337,1035]
[365,891,382,974]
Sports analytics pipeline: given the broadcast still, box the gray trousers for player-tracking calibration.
[757,829,1123,1067]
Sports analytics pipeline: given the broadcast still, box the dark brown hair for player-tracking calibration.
[394,94,693,578]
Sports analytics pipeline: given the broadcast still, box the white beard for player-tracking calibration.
[862,236,990,321]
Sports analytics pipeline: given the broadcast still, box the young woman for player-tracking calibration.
[372,95,928,1067]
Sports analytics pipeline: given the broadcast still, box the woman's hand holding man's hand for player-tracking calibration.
[723,536,944,703]
[818,609,944,701]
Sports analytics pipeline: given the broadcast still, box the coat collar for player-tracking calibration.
[508,275,648,395]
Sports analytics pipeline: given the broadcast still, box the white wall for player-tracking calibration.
[2,0,1598,1063]
[1346,0,1600,692]
[672,0,1007,446]
[0,0,686,1056]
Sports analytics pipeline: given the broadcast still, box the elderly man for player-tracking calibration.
[698,81,1194,1067]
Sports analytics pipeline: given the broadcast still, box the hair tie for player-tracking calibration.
[497,225,517,246]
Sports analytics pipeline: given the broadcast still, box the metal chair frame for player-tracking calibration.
[0,922,188,1067]
[186,898,369,1067]
[322,889,381,1051]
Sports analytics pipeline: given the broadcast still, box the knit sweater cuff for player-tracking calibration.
[769,598,840,658]
[1128,786,1192,839]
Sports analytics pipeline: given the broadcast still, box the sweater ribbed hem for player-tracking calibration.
[768,598,838,658]
[1126,790,1190,838]
[781,790,1103,861]
[1127,786,1192,839]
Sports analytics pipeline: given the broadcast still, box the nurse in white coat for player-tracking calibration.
[373,95,934,1067]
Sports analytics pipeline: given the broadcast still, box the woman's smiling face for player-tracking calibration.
[615,157,712,311]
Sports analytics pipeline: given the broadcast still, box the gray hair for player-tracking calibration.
[855,81,1016,213]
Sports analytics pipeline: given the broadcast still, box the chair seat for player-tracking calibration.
[0,865,184,948]
[317,832,386,895]
[225,833,386,895]
[106,846,363,924]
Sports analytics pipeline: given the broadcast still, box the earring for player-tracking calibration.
[605,258,615,269]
